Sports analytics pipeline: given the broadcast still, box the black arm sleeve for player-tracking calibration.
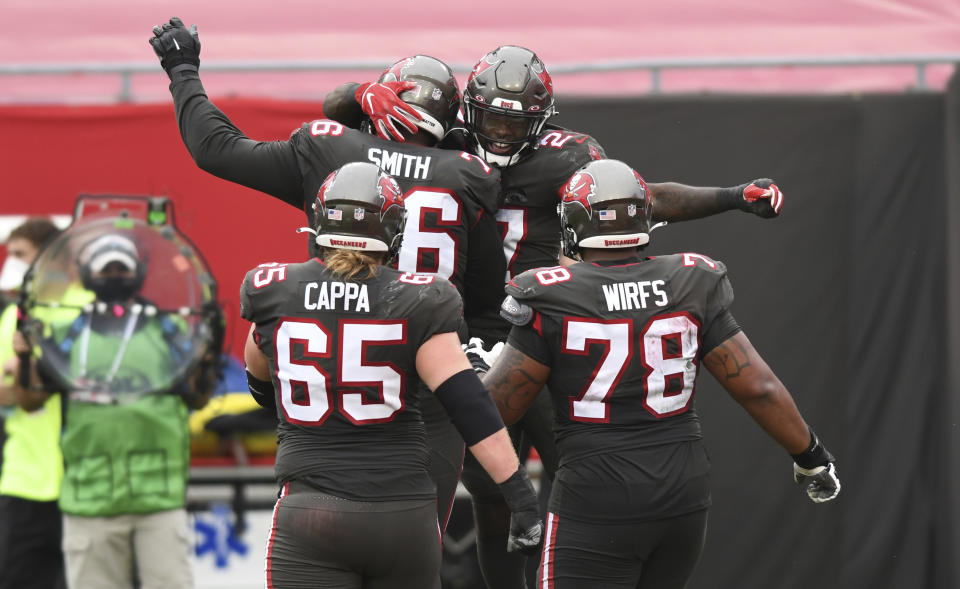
[434,368,505,446]
[246,370,277,410]
[322,82,366,129]
[169,70,305,207]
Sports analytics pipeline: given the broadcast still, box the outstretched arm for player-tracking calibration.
[649,179,784,223]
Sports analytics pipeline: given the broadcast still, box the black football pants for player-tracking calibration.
[266,484,441,589]
[538,508,708,589]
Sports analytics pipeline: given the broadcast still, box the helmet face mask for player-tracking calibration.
[378,55,461,143]
[463,46,556,167]
[559,160,653,259]
[312,163,407,261]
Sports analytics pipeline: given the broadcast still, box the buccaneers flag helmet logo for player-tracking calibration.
[376,175,404,220]
[562,171,597,218]
[316,171,337,208]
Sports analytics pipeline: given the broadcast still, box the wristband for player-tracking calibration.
[168,64,199,83]
[718,183,747,211]
[791,426,835,469]
[497,465,538,512]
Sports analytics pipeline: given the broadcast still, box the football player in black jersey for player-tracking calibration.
[480,159,839,589]
[240,162,542,588]
[322,45,787,588]
[150,19,506,539]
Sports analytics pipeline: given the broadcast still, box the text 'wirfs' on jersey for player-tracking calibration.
[601,280,669,312]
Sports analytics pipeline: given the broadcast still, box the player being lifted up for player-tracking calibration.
[481,159,838,588]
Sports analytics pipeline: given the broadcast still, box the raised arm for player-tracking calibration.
[150,17,304,207]
[648,178,784,223]
[703,330,840,503]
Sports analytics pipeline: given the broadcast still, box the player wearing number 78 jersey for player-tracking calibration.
[483,159,840,588]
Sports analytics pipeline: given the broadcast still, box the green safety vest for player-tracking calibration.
[58,318,191,517]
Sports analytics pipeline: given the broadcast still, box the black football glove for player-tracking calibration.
[790,426,840,503]
[149,17,201,77]
[498,466,544,555]
[722,178,784,218]
[462,337,504,374]
[793,462,841,503]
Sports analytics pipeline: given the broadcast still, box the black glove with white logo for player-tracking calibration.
[149,17,201,78]
[791,427,840,503]
[498,465,543,555]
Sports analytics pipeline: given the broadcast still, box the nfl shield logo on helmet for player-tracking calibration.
[432,87,442,101]
[354,208,365,221]
[627,204,637,217]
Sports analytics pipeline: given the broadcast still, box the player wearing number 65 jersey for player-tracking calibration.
[240,163,542,588]
[483,159,840,589]
[150,21,505,538]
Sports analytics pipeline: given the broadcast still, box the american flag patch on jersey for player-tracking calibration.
[328,209,342,221]
[599,209,616,221]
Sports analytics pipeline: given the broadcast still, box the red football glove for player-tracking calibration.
[742,179,784,217]
[355,81,423,142]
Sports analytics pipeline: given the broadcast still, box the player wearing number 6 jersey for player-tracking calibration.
[150,20,505,538]
[240,163,542,588]
[483,159,839,588]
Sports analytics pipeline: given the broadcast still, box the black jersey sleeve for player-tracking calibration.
[169,71,304,207]
[403,276,466,349]
[506,317,553,366]
[702,261,734,325]
[238,268,258,323]
[462,211,508,322]
[700,308,742,356]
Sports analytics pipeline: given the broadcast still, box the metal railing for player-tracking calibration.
[1,54,958,101]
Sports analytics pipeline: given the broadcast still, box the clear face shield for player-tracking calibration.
[18,206,220,405]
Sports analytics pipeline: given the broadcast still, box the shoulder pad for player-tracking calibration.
[677,253,727,276]
[500,295,534,326]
